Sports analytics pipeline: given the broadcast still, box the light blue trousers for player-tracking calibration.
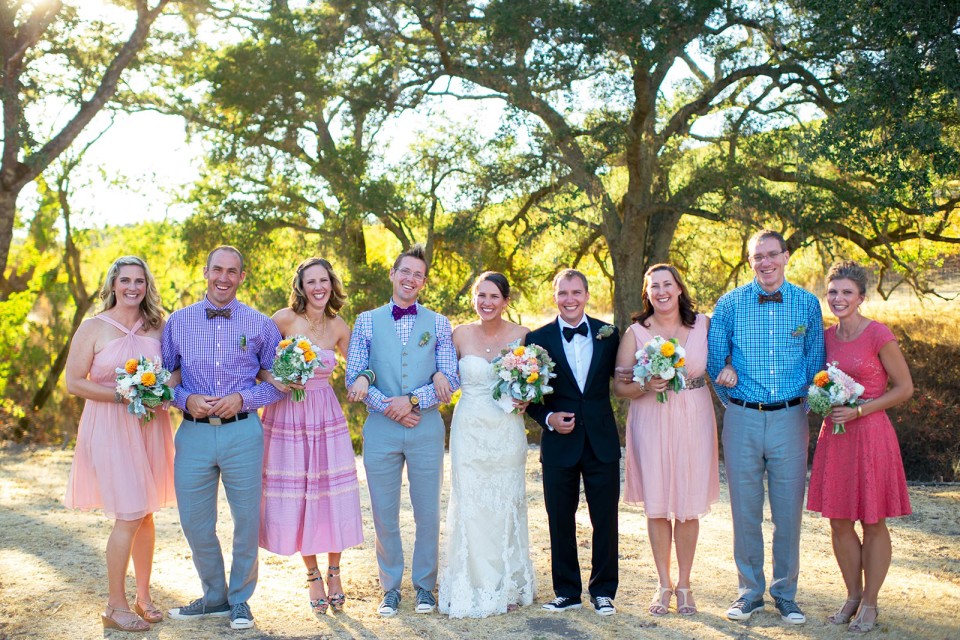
[362,410,444,593]
[174,415,263,606]
[722,403,808,602]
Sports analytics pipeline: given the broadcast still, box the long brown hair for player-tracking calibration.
[289,258,346,317]
[631,263,696,328]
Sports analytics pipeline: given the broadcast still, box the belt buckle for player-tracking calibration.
[208,416,223,426]
[757,402,764,412]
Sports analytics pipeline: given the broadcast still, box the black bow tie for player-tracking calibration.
[206,308,232,319]
[562,323,589,342]
[758,291,783,304]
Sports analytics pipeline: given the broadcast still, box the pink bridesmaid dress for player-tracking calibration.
[260,349,363,555]
[64,315,176,520]
[623,313,720,521]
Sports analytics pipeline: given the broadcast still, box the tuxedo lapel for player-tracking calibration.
[543,319,580,393]
[582,316,606,393]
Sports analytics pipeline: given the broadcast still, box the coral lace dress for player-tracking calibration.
[260,350,363,555]
[63,315,176,521]
[807,322,912,523]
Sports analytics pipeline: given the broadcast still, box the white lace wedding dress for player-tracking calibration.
[438,355,536,618]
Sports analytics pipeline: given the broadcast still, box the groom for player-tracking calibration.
[526,268,621,616]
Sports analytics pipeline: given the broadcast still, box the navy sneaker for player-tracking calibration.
[726,596,764,621]
[167,597,230,620]
[229,602,254,630]
[542,596,582,612]
[378,590,401,617]
[415,588,437,613]
[591,596,616,616]
[774,597,806,624]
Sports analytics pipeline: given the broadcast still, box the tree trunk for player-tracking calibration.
[0,190,16,295]
[29,294,96,416]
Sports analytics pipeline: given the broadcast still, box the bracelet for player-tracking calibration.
[857,405,862,418]
[114,391,123,404]
[638,382,647,393]
[358,369,376,384]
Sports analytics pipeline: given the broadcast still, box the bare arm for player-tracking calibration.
[829,339,913,424]
[65,321,117,403]
[613,326,646,399]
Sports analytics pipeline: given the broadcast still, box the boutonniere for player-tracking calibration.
[792,324,807,338]
[239,334,248,350]
[596,324,615,340]
[418,331,432,347]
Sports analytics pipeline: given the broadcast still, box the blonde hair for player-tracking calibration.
[98,256,164,329]
[289,258,346,317]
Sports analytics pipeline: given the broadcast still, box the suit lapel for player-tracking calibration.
[582,316,605,393]
[544,319,579,392]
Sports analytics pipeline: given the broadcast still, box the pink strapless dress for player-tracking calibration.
[807,322,911,523]
[63,316,176,521]
[260,350,364,555]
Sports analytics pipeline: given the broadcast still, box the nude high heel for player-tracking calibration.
[827,598,861,624]
[101,605,150,632]
[848,605,878,633]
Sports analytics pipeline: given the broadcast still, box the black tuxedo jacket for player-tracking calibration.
[526,315,621,467]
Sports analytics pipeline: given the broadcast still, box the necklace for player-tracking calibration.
[302,312,327,341]
[837,316,866,342]
[479,324,505,353]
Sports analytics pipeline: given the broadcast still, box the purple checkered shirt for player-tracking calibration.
[161,297,284,412]
[345,300,460,412]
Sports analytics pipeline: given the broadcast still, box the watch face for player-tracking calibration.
[409,394,419,405]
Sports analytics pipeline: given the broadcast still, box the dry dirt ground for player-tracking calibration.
[1,443,958,640]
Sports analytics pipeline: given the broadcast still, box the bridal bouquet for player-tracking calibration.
[115,356,174,423]
[271,335,323,401]
[808,362,865,434]
[633,335,688,403]
[491,341,557,414]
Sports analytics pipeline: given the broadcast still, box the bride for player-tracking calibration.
[436,272,536,618]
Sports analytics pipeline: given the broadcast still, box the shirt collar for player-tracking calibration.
[202,296,240,313]
[557,315,588,330]
[389,299,418,311]
[750,280,789,298]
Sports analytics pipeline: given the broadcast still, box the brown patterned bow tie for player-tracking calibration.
[206,308,232,319]
[758,291,783,304]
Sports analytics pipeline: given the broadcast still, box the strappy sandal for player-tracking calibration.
[327,565,346,613]
[132,598,163,623]
[649,585,673,616]
[101,604,150,632]
[675,587,697,616]
[306,567,328,616]
[848,605,878,633]
[827,598,861,624]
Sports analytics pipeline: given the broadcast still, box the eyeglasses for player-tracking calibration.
[395,267,426,282]
[750,250,785,263]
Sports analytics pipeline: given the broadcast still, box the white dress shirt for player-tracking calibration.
[558,316,593,392]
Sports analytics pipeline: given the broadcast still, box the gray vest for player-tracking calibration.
[369,303,438,409]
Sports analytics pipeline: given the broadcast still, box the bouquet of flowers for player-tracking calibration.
[632,335,687,403]
[808,362,865,434]
[271,335,323,401]
[115,356,174,423]
[491,340,557,414]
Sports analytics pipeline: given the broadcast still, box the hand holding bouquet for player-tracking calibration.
[491,340,557,414]
[271,335,324,402]
[115,356,173,423]
[633,335,687,403]
[807,362,865,434]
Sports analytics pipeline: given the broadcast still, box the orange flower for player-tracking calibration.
[279,339,293,349]
[124,359,139,374]
[297,340,311,351]
[675,357,686,368]
[526,371,539,383]
[141,371,156,386]
[303,350,316,362]
[813,371,830,387]
[660,341,676,357]
[513,346,526,357]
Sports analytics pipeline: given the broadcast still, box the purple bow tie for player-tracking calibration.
[392,304,418,321]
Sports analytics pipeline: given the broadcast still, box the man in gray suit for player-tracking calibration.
[345,244,460,616]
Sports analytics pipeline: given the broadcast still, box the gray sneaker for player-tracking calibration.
[167,597,230,620]
[378,590,401,617]
[726,596,764,621]
[229,602,255,630]
[415,588,437,613]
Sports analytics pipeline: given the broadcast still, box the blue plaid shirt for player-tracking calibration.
[707,280,825,406]
[345,301,460,412]
[161,297,285,412]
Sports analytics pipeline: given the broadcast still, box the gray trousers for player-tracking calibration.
[362,410,444,593]
[722,403,809,602]
[174,415,264,605]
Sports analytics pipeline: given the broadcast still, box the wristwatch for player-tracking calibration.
[407,393,420,409]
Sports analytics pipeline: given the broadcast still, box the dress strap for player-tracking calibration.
[95,314,144,335]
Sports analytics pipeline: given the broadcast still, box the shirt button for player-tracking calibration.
[770,370,775,375]
[769,331,773,335]
[769,350,774,355]
[216,362,220,366]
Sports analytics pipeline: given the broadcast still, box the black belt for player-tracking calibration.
[729,397,803,412]
[183,412,249,425]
